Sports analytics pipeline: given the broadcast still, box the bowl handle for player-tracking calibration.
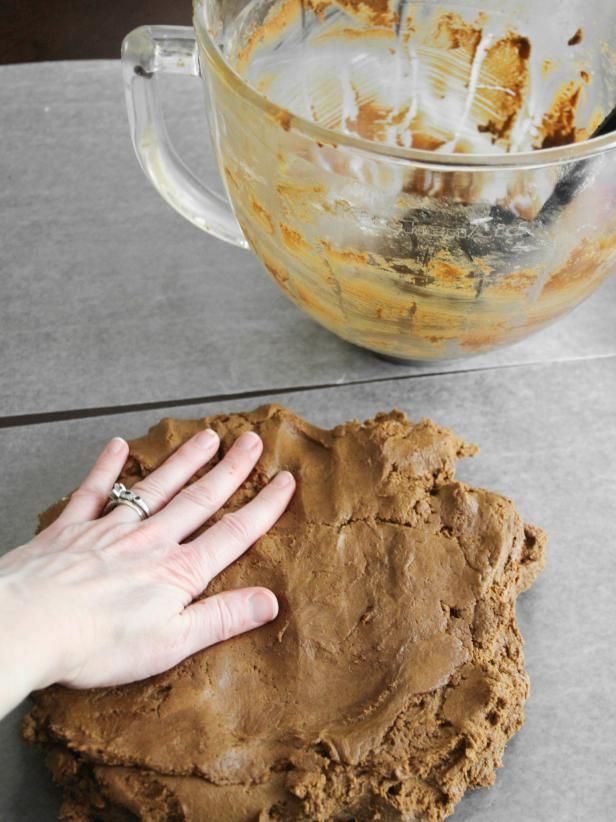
[122,25,248,249]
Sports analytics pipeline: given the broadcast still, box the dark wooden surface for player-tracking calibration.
[1,0,190,65]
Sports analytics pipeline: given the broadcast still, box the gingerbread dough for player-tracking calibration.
[24,405,545,820]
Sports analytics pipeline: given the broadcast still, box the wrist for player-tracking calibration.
[0,577,58,717]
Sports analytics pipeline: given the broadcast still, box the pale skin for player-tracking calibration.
[0,429,295,720]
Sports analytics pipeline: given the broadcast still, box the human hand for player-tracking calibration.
[0,429,294,718]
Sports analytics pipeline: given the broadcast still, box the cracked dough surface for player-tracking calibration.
[23,404,545,821]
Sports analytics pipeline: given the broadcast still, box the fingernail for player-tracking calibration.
[109,437,126,454]
[249,591,278,624]
[236,431,261,451]
[195,428,218,448]
[271,470,294,488]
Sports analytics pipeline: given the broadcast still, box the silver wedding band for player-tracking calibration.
[103,482,151,521]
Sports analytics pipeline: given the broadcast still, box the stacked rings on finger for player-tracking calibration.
[103,483,151,521]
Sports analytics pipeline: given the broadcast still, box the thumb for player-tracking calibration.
[178,587,279,658]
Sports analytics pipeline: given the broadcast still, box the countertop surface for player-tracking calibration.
[0,60,615,822]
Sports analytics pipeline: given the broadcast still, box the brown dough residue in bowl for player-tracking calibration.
[233,1,591,154]
[23,404,545,821]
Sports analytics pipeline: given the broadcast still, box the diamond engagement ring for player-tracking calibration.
[102,482,151,520]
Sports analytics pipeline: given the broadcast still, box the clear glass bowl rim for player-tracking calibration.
[194,1,616,171]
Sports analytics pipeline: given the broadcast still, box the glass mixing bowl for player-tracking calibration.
[122,0,616,360]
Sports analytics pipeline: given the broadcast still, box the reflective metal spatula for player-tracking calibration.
[537,104,616,223]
